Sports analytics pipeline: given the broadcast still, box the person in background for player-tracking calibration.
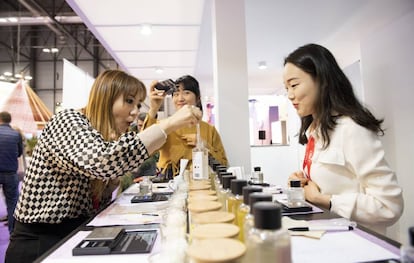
[143,75,228,181]
[284,43,403,234]
[5,70,201,263]
[0,111,23,234]
[130,112,159,183]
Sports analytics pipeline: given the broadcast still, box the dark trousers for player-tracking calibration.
[0,172,19,233]
[5,217,88,263]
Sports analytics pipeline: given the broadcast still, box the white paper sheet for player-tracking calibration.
[291,230,399,263]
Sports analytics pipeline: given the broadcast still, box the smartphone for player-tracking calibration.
[155,79,176,95]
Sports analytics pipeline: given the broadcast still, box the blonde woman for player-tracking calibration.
[6,70,201,263]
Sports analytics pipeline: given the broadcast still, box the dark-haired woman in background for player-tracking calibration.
[143,75,228,181]
[285,44,403,234]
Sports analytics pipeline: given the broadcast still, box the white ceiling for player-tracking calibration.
[66,0,414,98]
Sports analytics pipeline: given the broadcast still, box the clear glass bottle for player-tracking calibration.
[243,192,273,243]
[139,176,153,196]
[227,179,248,222]
[401,227,414,263]
[287,180,305,207]
[251,166,262,184]
[243,201,292,263]
[217,175,236,211]
[192,123,209,180]
[237,186,262,242]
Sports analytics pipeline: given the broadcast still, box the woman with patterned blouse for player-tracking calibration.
[5,70,202,263]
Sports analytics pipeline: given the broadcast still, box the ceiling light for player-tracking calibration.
[15,73,22,78]
[51,48,59,53]
[0,18,7,23]
[0,76,5,80]
[258,61,267,70]
[140,24,152,36]
[4,72,12,77]
[8,17,18,22]
[24,75,33,80]
[155,67,164,74]
[43,48,51,53]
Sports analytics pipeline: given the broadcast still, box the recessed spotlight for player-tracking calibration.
[51,48,59,53]
[43,48,51,53]
[258,61,267,70]
[140,24,152,35]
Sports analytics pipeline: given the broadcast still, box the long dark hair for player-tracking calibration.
[284,43,384,147]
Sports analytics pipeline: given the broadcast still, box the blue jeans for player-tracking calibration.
[0,172,19,234]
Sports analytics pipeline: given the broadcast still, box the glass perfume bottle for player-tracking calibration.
[243,201,292,263]
[287,179,305,207]
[192,123,209,180]
[237,186,262,242]
[217,175,236,211]
[227,179,248,222]
[243,192,273,243]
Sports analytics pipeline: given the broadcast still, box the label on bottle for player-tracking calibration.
[192,150,209,180]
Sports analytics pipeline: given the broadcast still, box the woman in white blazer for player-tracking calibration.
[284,43,403,234]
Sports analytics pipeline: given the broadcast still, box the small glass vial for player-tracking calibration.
[243,201,292,263]
[251,166,263,184]
[227,179,248,222]
[217,175,236,211]
[287,180,305,207]
[243,192,273,243]
[237,186,262,242]
[401,227,414,263]
[139,176,152,196]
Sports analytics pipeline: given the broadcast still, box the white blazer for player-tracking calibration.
[309,116,403,234]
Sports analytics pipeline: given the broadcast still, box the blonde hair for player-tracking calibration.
[84,70,146,140]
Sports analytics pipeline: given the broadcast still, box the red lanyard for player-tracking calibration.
[303,136,315,180]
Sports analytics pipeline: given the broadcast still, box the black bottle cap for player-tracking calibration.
[216,166,227,173]
[290,180,301,188]
[211,161,221,172]
[219,172,233,185]
[222,175,236,190]
[253,201,282,230]
[242,186,263,205]
[253,166,261,172]
[230,180,248,195]
[248,192,273,213]
[409,227,414,246]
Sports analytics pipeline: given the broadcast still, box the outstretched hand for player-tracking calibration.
[159,105,202,134]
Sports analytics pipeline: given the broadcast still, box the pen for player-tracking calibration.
[141,213,159,217]
[288,225,354,231]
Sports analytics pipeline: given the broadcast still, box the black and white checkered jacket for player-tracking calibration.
[14,109,166,224]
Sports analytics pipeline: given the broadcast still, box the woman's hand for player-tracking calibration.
[159,105,202,134]
[148,81,166,118]
[304,180,332,209]
[288,170,308,187]
[181,134,197,146]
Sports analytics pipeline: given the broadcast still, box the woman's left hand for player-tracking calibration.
[304,180,331,209]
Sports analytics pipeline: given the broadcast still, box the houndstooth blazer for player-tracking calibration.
[14,109,165,224]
